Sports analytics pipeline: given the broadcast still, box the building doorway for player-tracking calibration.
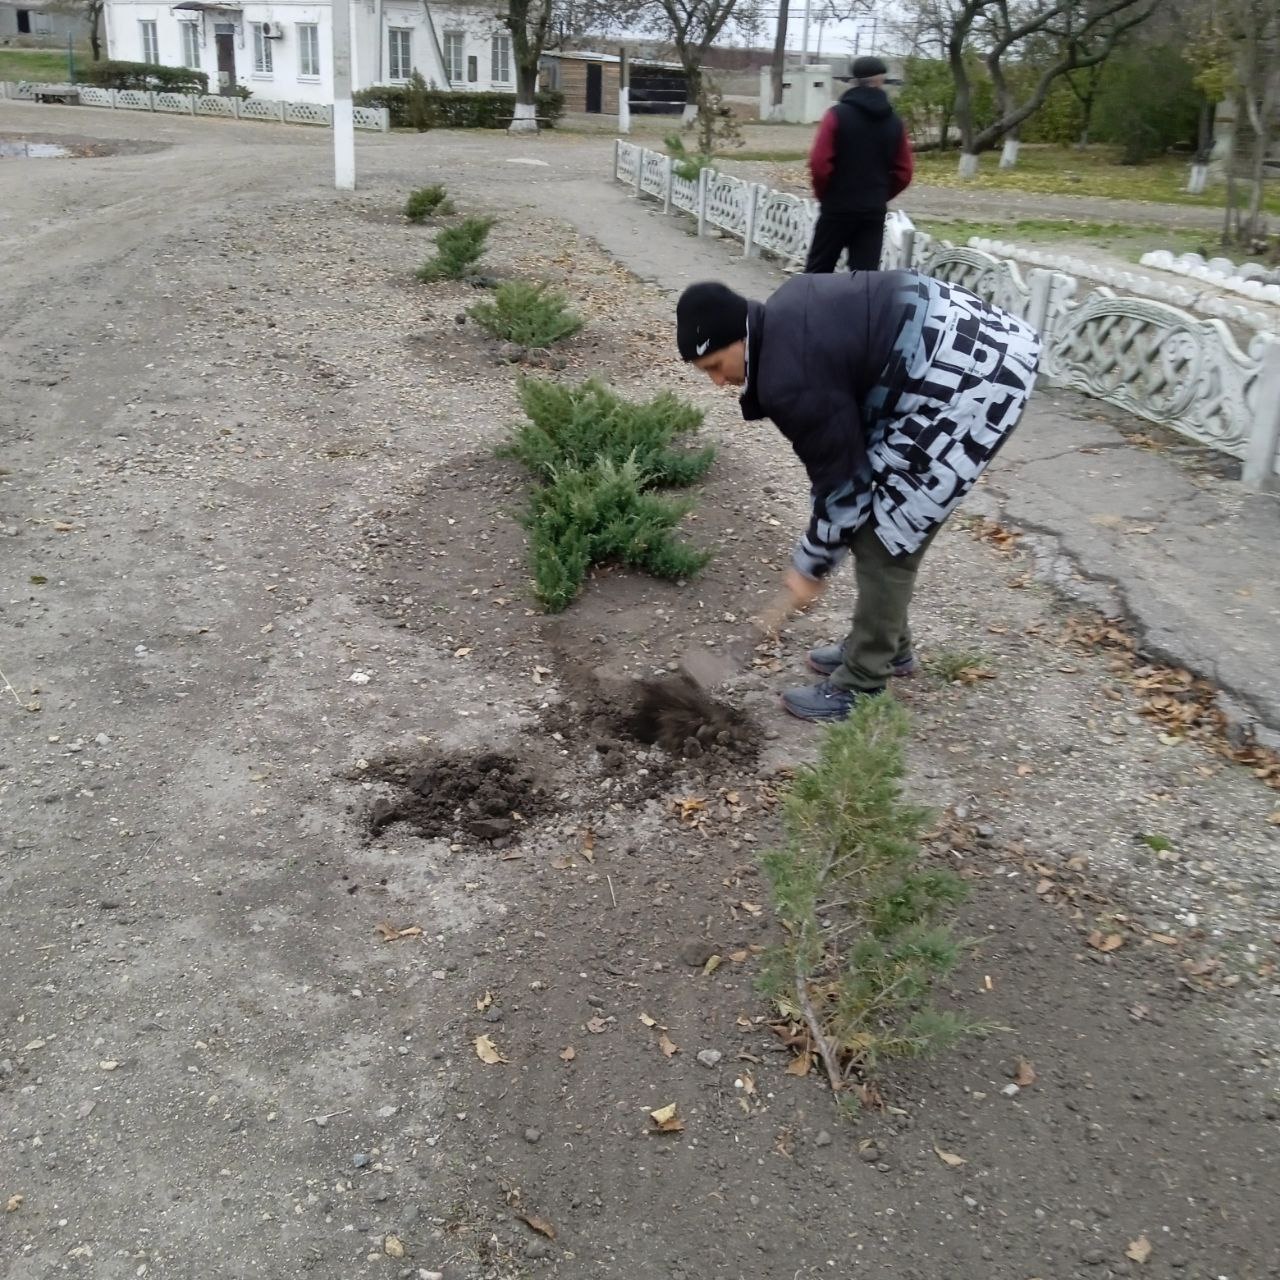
[586,62,602,113]
[215,23,236,95]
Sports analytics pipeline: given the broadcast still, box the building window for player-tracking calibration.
[297,23,320,77]
[443,31,463,84]
[490,32,511,85]
[467,55,478,84]
[180,22,201,70]
[388,28,412,81]
[139,20,159,64]
[252,23,273,75]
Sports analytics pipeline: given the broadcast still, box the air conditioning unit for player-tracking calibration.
[260,21,284,38]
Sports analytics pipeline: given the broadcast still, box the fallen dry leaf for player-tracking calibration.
[475,990,493,1012]
[559,1045,576,1062]
[702,954,722,976]
[375,921,422,942]
[729,949,749,963]
[934,1145,967,1168]
[383,1235,405,1258]
[649,1102,685,1133]
[519,1213,557,1241]
[1016,763,1035,777]
[1087,931,1125,953]
[1125,1235,1153,1264]
[737,1072,757,1097]
[474,1034,508,1065]
[639,1012,658,1028]
[1014,1058,1037,1088]
[5,1194,22,1213]
[1148,933,1179,946]
[550,855,574,870]
[739,901,763,916]
[585,1016,608,1034]
[658,1033,679,1058]
[785,1051,812,1077]
[52,521,74,532]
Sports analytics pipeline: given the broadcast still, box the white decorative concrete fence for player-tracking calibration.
[612,140,1280,488]
[1,81,388,132]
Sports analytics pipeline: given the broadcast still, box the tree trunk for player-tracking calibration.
[958,151,980,178]
[999,132,1020,169]
[88,3,102,59]
[768,0,791,122]
[682,62,701,126]
[509,62,539,133]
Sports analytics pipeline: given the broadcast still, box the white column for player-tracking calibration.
[1243,342,1280,490]
[332,0,355,191]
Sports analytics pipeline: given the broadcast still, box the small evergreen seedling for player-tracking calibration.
[526,456,709,612]
[506,378,713,487]
[404,183,452,223]
[759,699,982,1093]
[416,216,496,281]
[469,280,583,348]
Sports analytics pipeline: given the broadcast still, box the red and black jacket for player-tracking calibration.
[809,86,913,214]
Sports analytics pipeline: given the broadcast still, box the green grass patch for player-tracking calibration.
[469,280,583,348]
[759,699,983,1091]
[404,184,453,223]
[505,378,713,612]
[416,215,495,282]
[926,648,994,685]
[912,145,1280,215]
[917,216,1216,261]
[0,49,79,81]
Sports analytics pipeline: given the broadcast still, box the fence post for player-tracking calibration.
[613,137,620,182]
[742,183,761,257]
[900,228,916,271]
[1243,340,1280,490]
[109,88,118,108]
[232,95,242,118]
[696,166,710,237]
[1027,268,1053,334]
[634,148,644,198]
[662,155,674,214]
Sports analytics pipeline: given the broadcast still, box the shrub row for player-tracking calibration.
[78,60,209,94]
[353,85,564,130]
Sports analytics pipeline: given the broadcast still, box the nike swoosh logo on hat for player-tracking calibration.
[696,339,710,355]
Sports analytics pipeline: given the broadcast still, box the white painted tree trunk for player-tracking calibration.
[958,152,980,179]
[681,102,698,126]
[1186,163,1209,195]
[508,100,538,134]
[999,138,1020,169]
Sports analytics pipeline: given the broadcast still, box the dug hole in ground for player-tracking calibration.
[1,105,1278,1280]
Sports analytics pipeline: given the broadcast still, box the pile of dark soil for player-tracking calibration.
[362,750,547,844]
[627,672,757,761]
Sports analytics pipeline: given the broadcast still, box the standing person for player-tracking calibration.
[805,55,913,274]
[675,270,1040,723]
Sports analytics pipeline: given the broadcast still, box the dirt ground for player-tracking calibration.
[2,105,1279,1280]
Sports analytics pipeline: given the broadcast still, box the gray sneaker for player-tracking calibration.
[806,644,919,679]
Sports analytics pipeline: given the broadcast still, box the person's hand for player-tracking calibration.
[755,568,826,635]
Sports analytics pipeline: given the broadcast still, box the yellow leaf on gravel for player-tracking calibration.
[649,1103,684,1132]
[1014,1058,1037,1088]
[476,991,493,1012]
[384,1235,405,1258]
[658,1033,679,1058]
[6,1194,23,1212]
[559,1045,576,1062]
[454,647,473,658]
[934,1145,967,1168]
[639,1012,658,1028]
[785,1052,812,1077]
[474,1034,507,1065]
[1088,931,1125,953]
[702,954,722,976]
[1125,1235,1153,1264]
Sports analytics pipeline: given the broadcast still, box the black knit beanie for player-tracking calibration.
[676,281,749,362]
[851,55,888,79]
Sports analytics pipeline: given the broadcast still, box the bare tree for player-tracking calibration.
[902,0,1160,175]
[647,0,755,122]
[505,0,556,132]
[1202,0,1280,243]
[768,0,792,121]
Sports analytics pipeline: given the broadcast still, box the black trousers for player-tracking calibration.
[804,210,887,273]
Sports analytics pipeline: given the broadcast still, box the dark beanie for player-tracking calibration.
[851,55,888,79]
[676,281,749,362]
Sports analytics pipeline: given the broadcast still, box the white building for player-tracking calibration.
[103,0,520,103]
